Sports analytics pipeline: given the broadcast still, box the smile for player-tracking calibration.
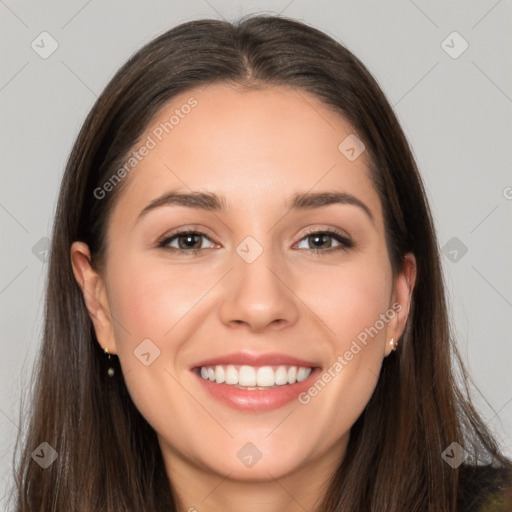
[198,364,312,389]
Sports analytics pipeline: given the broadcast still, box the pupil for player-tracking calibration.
[180,234,200,249]
[311,234,330,248]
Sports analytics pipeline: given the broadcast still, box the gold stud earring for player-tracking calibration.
[104,347,115,377]
[389,338,396,351]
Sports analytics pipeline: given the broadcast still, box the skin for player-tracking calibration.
[71,83,416,512]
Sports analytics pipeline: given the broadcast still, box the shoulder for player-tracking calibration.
[457,463,512,512]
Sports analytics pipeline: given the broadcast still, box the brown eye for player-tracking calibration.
[295,230,354,252]
[158,230,216,253]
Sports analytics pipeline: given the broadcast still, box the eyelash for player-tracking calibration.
[157,228,354,255]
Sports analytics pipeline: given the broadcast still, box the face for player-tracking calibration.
[72,83,415,489]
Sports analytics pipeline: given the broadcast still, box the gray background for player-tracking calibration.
[1,0,511,507]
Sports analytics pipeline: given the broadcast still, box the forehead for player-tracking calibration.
[108,83,381,225]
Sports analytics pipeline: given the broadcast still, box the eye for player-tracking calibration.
[295,229,354,253]
[157,229,217,254]
[157,228,354,255]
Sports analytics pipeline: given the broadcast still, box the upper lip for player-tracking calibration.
[191,351,320,369]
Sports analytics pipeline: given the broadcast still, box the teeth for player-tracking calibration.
[275,366,288,385]
[225,365,238,385]
[215,365,225,384]
[198,364,313,387]
[239,365,256,386]
[256,366,275,387]
[287,366,297,384]
[296,367,310,382]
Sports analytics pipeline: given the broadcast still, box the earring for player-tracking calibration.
[104,347,115,377]
[389,338,396,351]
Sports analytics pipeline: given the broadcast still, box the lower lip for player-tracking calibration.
[192,368,321,412]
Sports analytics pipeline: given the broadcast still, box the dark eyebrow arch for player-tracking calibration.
[288,191,374,223]
[137,191,226,221]
[136,190,374,223]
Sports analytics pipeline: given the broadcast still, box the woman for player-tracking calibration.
[12,14,512,511]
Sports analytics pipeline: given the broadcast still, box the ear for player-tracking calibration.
[70,241,117,355]
[385,252,417,357]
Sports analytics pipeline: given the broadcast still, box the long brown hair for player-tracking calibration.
[12,14,511,511]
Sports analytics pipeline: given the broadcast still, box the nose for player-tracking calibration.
[218,243,300,333]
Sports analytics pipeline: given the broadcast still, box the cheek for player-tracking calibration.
[302,255,393,345]
[294,256,393,445]
[105,257,208,439]
[108,256,210,345]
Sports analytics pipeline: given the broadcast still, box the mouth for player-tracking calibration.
[190,352,322,411]
[193,364,314,390]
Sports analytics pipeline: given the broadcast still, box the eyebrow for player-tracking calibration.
[136,190,374,223]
